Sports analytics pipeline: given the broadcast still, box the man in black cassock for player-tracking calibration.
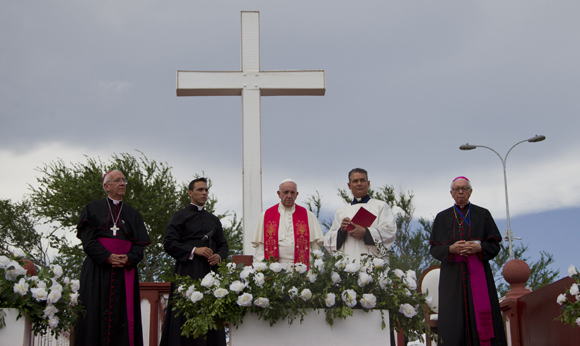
[160,177,229,346]
[75,170,151,346]
[430,176,507,346]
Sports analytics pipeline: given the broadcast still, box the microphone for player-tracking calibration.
[202,229,215,242]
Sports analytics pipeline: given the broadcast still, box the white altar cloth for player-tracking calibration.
[229,309,390,346]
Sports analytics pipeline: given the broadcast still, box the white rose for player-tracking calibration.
[185,285,196,298]
[269,262,283,273]
[568,265,578,278]
[31,287,48,301]
[405,270,417,282]
[394,269,405,279]
[314,259,324,272]
[334,258,347,270]
[5,260,27,281]
[254,272,265,288]
[214,288,229,298]
[557,293,567,305]
[254,297,270,308]
[253,262,268,271]
[311,250,324,259]
[342,289,357,308]
[229,280,246,293]
[13,278,29,296]
[379,276,392,290]
[240,267,254,281]
[0,256,10,269]
[576,317,580,327]
[360,294,377,309]
[372,258,385,269]
[200,273,216,288]
[404,277,417,290]
[190,291,204,303]
[306,271,317,283]
[237,293,253,307]
[48,316,59,330]
[36,280,47,289]
[345,263,361,273]
[51,265,63,279]
[70,292,79,306]
[294,263,307,274]
[47,288,63,304]
[358,272,373,287]
[12,248,26,258]
[288,286,298,299]
[300,289,312,301]
[62,277,70,286]
[325,293,336,307]
[227,262,237,273]
[70,279,80,293]
[570,283,579,296]
[43,304,59,318]
[50,281,63,292]
[399,303,418,318]
[331,272,342,285]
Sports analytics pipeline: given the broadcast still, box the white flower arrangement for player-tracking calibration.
[0,250,83,338]
[556,264,580,327]
[168,248,431,341]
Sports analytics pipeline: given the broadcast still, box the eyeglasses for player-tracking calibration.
[452,187,471,192]
[108,178,128,185]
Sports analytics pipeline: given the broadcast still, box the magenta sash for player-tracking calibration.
[454,254,494,346]
[99,238,135,346]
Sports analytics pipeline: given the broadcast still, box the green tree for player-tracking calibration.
[0,199,49,267]
[28,152,241,282]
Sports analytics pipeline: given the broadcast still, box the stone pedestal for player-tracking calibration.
[229,309,390,346]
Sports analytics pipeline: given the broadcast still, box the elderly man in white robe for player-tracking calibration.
[252,179,324,268]
[324,168,396,258]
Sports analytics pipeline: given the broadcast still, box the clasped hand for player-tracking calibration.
[195,247,221,266]
[450,240,482,257]
[106,254,129,268]
[340,217,366,240]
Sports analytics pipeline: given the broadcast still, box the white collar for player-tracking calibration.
[191,203,204,211]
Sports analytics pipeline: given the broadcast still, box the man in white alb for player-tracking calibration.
[324,168,396,258]
[252,179,324,267]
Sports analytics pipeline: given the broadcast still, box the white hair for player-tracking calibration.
[450,178,472,190]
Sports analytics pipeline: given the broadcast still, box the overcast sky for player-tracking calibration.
[1,1,578,274]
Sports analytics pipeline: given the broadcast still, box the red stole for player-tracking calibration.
[263,204,310,268]
[98,238,136,346]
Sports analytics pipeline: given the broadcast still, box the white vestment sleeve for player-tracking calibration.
[367,200,397,249]
[252,212,266,263]
[323,210,343,253]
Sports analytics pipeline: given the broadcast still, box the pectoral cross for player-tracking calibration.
[111,224,119,236]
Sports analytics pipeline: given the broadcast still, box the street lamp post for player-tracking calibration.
[459,135,546,260]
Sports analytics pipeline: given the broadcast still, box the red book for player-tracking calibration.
[346,207,377,231]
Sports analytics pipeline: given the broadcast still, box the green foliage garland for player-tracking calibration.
[169,248,433,341]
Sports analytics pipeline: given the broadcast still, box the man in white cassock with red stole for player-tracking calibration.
[324,168,397,258]
[252,179,324,268]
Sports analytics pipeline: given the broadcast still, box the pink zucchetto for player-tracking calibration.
[452,176,470,182]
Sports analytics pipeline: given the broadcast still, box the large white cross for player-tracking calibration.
[177,11,325,255]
